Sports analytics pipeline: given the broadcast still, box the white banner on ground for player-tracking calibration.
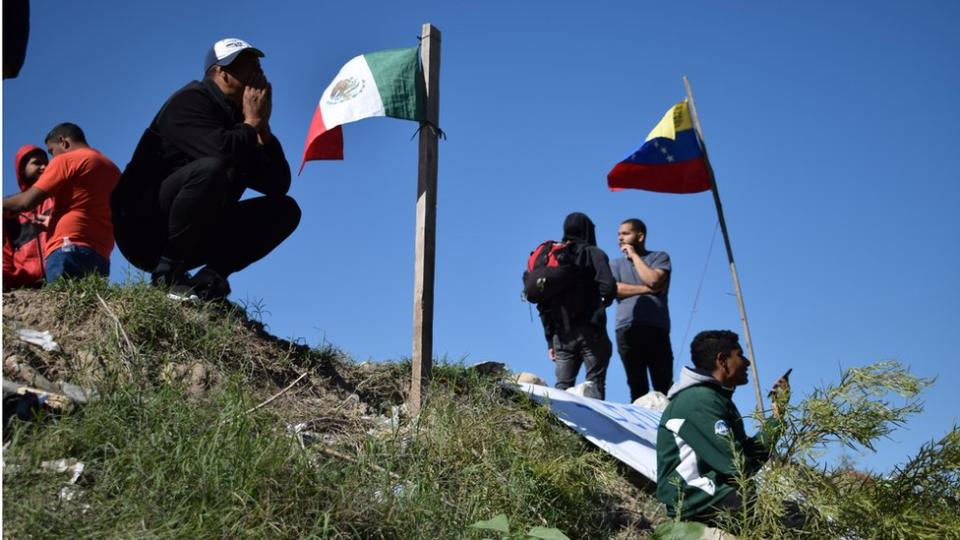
[515,383,662,481]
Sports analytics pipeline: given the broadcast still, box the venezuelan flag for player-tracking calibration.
[607,101,712,194]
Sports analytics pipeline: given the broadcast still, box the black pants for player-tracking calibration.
[615,325,673,401]
[552,324,612,400]
[114,157,300,276]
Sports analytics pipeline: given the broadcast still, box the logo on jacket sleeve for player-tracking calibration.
[714,420,730,437]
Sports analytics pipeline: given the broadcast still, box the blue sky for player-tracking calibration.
[3,1,958,473]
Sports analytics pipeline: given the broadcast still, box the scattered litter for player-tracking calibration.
[633,391,669,412]
[286,422,338,447]
[59,484,83,503]
[41,458,85,483]
[2,380,75,416]
[373,481,416,502]
[514,372,547,386]
[57,381,99,405]
[4,356,57,391]
[40,459,90,511]
[16,329,61,352]
[287,422,317,446]
[567,380,601,400]
[358,405,404,436]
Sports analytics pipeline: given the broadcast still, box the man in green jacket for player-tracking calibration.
[656,330,789,522]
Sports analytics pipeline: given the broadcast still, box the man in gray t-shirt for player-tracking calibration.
[610,218,674,401]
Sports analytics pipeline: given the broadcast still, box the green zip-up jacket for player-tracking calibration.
[656,367,782,519]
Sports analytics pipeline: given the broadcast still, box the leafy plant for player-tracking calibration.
[470,513,571,540]
[718,361,960,539]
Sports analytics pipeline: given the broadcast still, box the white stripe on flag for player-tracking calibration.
[318,55,385,129]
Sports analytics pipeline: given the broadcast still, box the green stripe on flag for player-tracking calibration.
[364,47,425,122]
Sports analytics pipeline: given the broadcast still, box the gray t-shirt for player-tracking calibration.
[610,250,671,331]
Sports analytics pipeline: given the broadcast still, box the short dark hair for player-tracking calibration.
[690,330,740,370]
[622,218,647,236]
[44,123,87,144]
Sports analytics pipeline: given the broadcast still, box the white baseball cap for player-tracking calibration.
[203,38,264,73]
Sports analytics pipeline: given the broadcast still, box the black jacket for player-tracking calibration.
[537,212,616,343]
[113,78,291,218]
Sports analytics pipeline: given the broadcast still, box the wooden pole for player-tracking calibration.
[682,75,765,416]
[410,23,441,416]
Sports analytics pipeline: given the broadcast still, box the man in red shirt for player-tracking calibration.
[2,123,120,281]
[2,145,53,290]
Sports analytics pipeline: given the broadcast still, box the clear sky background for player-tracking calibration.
[3,1,958,473]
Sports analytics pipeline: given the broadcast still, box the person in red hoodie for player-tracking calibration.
[2,145,53,290]
[3,123,120,282]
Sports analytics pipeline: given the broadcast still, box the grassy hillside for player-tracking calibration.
[2,278,661,539]
[4,278,959,539]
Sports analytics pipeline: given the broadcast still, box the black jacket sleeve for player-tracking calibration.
[588,247,616,307]
[157,86,292,196]
[158,87,260,163]
[244,135,291,196]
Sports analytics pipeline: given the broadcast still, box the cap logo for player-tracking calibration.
[326,77,366,105]
[714,420,730,437]
[224,40,245,49]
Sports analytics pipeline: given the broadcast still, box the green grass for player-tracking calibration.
[3,373,642,539]
[3,278,654,538]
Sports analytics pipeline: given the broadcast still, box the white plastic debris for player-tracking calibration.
[633,391,669,412]
[567,380,601,400]
[373,481,416,502]
[40,458,84,484]
[286,422,322,447]
[17,329,61,352]
[514,372,547,386]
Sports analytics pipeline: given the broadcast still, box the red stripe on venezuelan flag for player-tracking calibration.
[608,158,710,193]
[607,101,711,194]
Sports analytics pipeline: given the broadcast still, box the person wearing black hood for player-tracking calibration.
[536,212,616,399]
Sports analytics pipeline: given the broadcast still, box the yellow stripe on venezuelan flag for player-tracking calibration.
[644,101,693,142]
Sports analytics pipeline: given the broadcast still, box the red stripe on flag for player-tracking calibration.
[299,106,344,173]
[607,158,711,194]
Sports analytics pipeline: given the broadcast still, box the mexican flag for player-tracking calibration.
[300,47,425,171]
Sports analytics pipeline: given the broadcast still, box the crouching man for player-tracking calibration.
[112,38,300,301]
[656,330,789,524]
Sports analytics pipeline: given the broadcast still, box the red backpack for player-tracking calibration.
[522,240,580,304]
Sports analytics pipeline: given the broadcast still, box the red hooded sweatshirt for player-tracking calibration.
[3,145,54,290]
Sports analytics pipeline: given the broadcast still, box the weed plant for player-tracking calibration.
[711,362,960,540]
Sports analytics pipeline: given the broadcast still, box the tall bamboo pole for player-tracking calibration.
[683,75,765,415]
[410,23,441,416]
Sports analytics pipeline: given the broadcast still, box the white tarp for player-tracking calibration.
[515,382,662,481]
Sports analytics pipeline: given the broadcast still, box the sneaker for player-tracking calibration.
[151,257,191,288]
[166,283,200,302]
[188,268,231,301]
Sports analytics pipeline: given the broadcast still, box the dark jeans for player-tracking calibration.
[45,245,110,282]
[552,324,612,400]
[114,157,301,276]
[615,324,674,401]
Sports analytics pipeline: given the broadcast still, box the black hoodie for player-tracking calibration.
[537,212,616,343]
[112,78,291,221]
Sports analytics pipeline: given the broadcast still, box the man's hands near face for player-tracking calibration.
[243,72,272,142]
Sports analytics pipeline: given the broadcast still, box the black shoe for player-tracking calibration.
[188,268,231,301]
[151,257,191,288]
